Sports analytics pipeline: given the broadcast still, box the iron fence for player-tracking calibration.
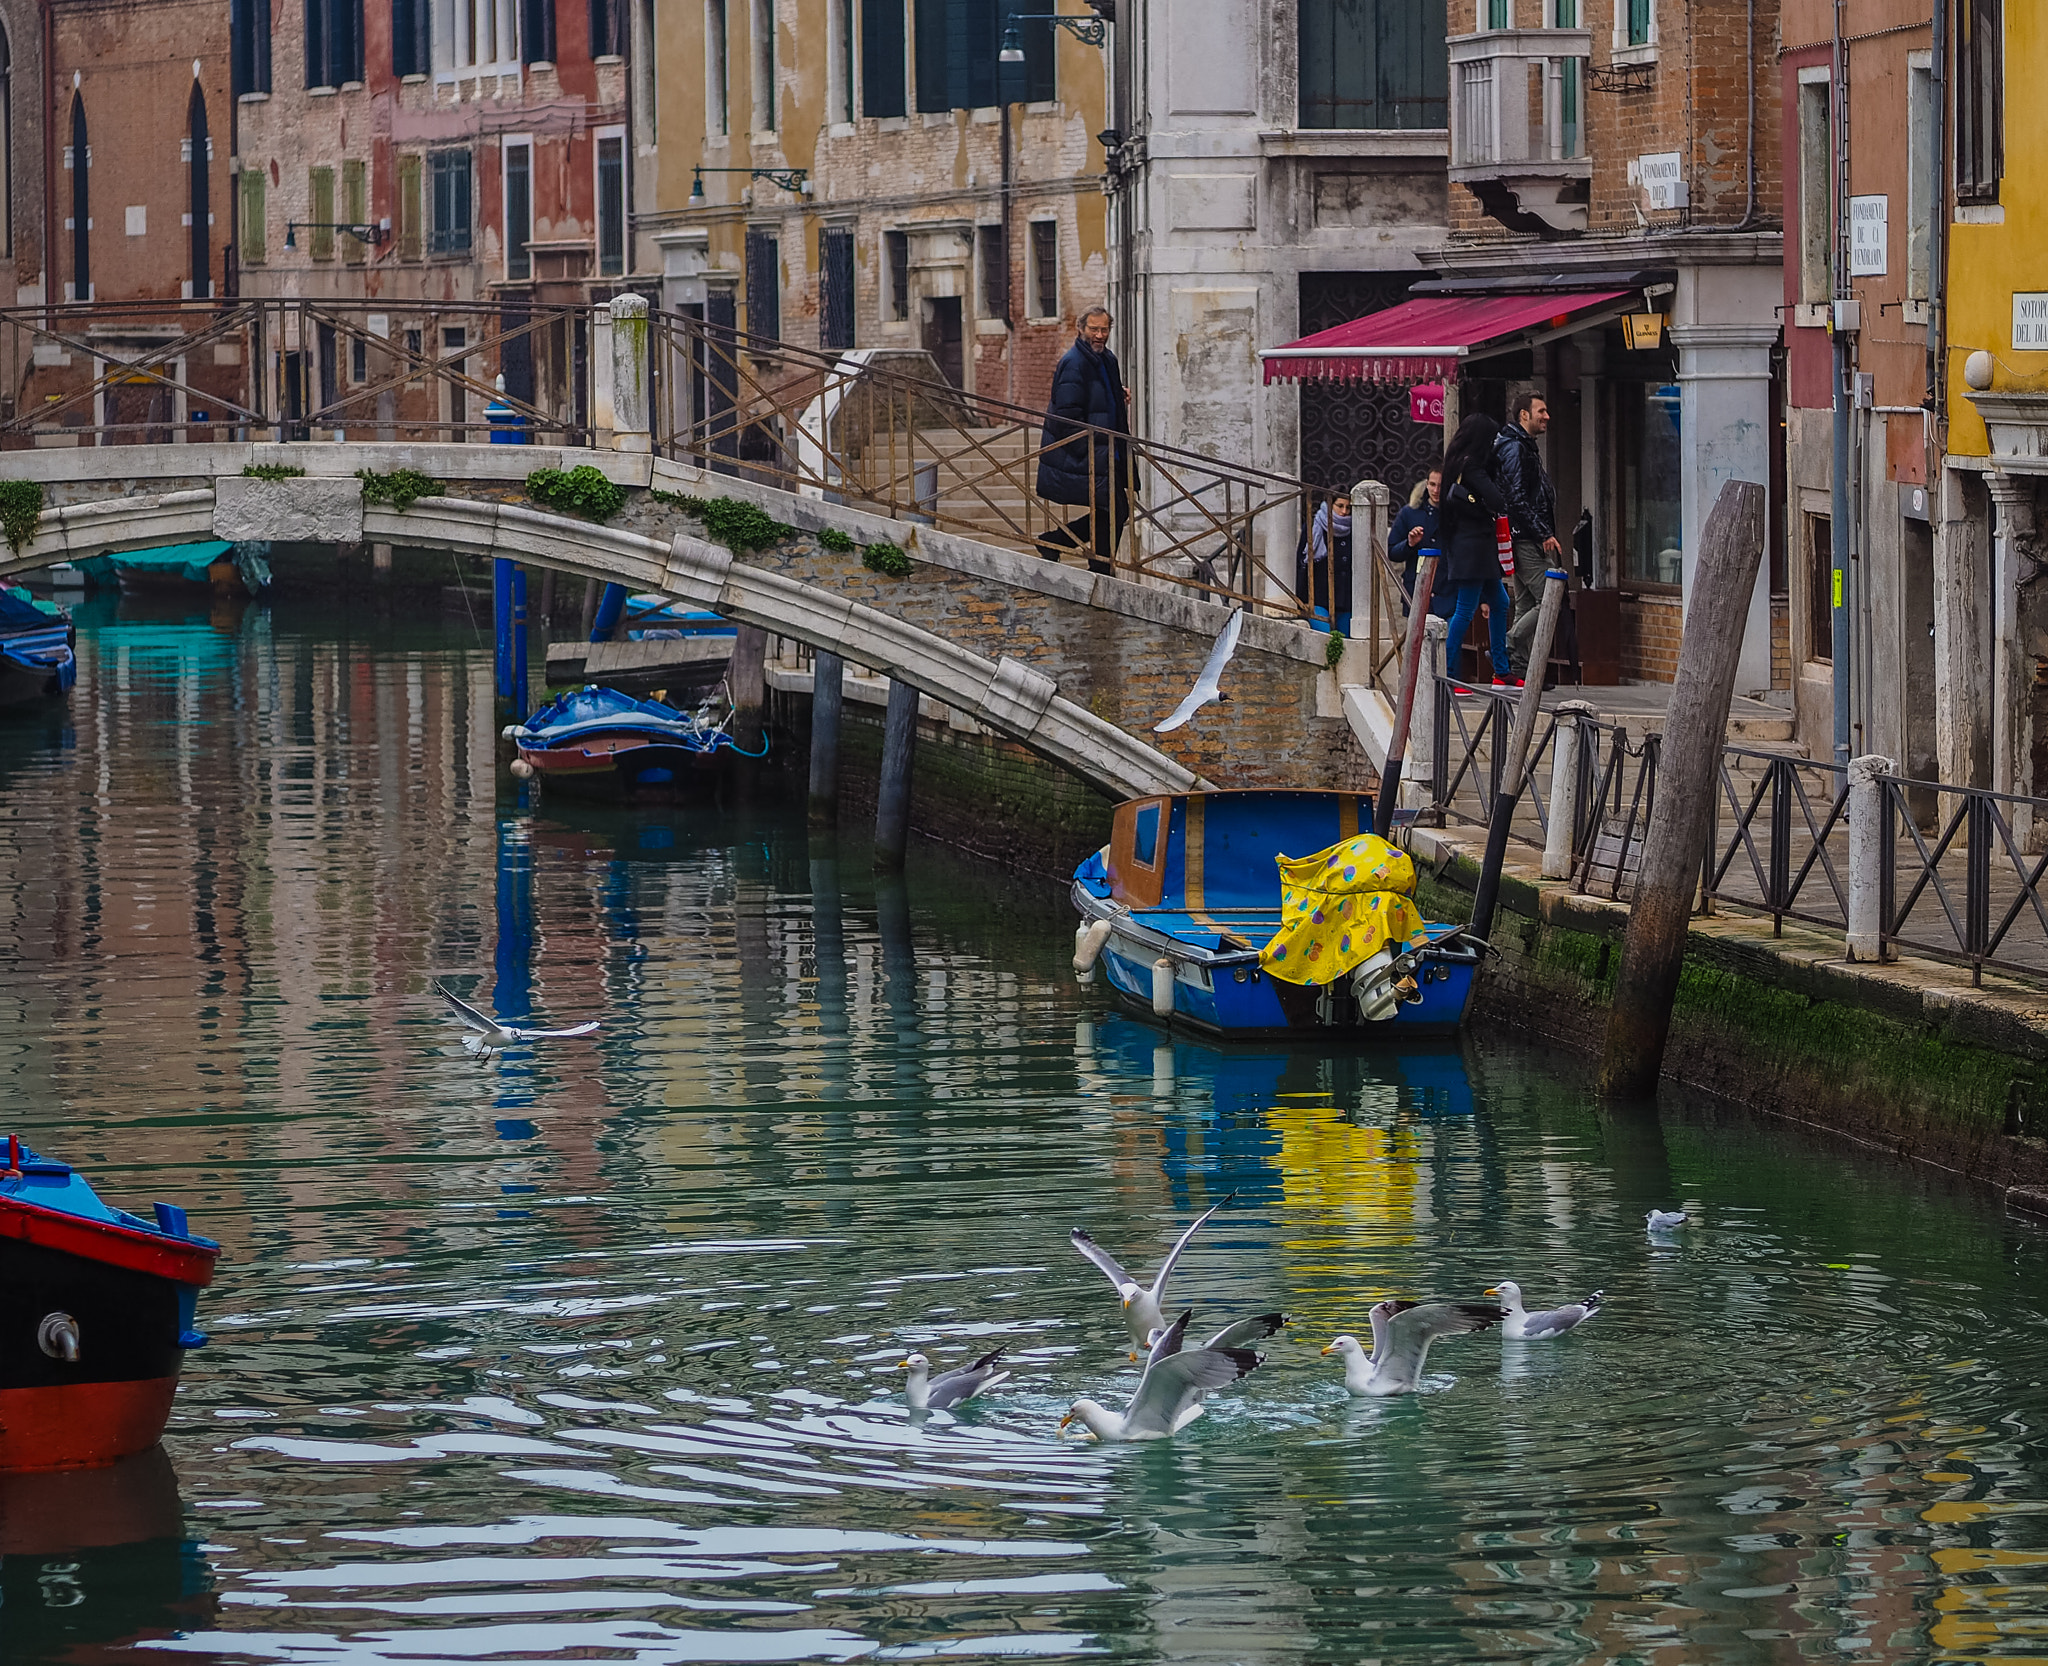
[1880,776,2048,983]
[1705,748,1849,932]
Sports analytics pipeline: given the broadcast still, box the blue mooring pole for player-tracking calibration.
[493,557,514,712]
[590,582,629,643]
[511,563,530,719]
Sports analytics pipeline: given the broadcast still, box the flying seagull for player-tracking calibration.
[439,985,600,1060]
[1059,1309,1264,1442]
[1646,1208,1688,1235]
[1071,1192,1237,1358]
[1155,608,1245,734]
[1484,1281,1602,1340]
[898,1346,1010,1411]
[1322,1298,1505,1396]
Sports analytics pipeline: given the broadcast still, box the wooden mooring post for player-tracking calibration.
[874,678,919,871]
[1598,479,1767,1099]
[809,651,845,828]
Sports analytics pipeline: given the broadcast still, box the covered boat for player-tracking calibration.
[504,684,761,799]
[0,584,75,707]
[81,540,271,599]
[0,1135,220,1472]
[1071,790,1481,1040]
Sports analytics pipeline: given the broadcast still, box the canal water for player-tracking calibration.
[4,597,2048,1665]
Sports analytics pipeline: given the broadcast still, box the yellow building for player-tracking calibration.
[630,1,1112,411]
[1940,1,2048,815]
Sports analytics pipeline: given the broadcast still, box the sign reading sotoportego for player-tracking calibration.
[2016,293,2048,352]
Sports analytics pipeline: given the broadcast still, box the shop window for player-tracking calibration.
[1618,380,1682,586]
[861,0,905,117]
[1298,0,1446,130]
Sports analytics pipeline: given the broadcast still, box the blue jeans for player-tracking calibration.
[1445,577,1511,681]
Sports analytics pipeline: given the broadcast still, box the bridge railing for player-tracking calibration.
[0,296,1342,622]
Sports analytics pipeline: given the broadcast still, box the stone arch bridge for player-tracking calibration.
[0,441,1373,803]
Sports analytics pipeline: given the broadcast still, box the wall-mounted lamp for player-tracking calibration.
[688,166,810,207]
[1621,312,1665,351]
[284,219,391,251]
[1000,11,1110,59]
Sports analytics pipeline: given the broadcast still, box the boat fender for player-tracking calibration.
[509,757,536,778]
[1151,957,1176,1019]
[1073,919,1113,981]
[500,724,520,740]
[36,1311,79,1362]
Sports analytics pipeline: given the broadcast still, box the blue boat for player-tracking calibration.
[1070,790,1481,1041]
[505,684,761,799]
[0,585,76,708]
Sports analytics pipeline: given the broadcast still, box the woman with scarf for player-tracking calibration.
[1296,492,1353,633]
[1437,414,1515,689]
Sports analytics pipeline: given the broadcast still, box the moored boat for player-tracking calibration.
[1071,790,1481,1040]
[0,584,76,707]
[505,683,761,799]
[0,1135,220,1472]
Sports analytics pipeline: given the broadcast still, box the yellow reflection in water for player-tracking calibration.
[1266,1098,1423,1247]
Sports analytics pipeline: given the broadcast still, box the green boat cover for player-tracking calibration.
[81,540,272,591]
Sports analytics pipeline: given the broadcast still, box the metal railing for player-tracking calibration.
[0,296,1350,620]
[1422,666,2048,986]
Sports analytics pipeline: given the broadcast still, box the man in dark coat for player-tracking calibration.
[1493,390,1562,677]
[1035,307,1132,574]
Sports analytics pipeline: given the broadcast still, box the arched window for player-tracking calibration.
[188,83,210,298]
[68,93,87,303]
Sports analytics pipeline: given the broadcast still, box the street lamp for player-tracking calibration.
[1000,12,1110,58]
[284,220,391,250]
[688,166,811,206]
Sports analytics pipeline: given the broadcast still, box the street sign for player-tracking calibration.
[2015,292,2048,350]
[1638,152,1686,211]
[1850,195,1887,276]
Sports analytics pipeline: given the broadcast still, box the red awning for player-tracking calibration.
[1259,291,1632,386]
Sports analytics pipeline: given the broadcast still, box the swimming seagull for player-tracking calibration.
[439,985,600,1060]
[1646,1208,1688,1235]
[1322,1298,1505,1396]
[1071,1193,1237,1358]
[898,1346,1010,1411]
[1484,1280,1602,1340]
[1155,608,1245,734]
[1059,1309,1264,1442]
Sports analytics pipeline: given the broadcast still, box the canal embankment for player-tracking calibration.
[1406,818,2048,1198]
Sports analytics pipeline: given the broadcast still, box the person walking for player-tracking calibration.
[1296,491,1353,631]
[1438,414,1515,689]
[1035,307,1132,575]
[1387,469,1443,602]
[1493,390,1563,679]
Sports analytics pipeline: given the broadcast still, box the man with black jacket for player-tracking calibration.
[1035,308,1132,574]
[1494,391,1563,678]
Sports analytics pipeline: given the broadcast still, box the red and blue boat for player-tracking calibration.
[505,684,760,800]
[1071,790,1481,1040]
[0,1135,219,1472]
[0,584,76,708]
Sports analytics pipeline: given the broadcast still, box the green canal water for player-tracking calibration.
[4,599,2048,1664]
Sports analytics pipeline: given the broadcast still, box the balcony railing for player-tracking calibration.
[1447,26,1591,232]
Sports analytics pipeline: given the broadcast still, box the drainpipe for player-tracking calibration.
[1925,0,1946,411]
[40,0,55,323]
[1737,0,1758,226]
[1829,0,1853,765]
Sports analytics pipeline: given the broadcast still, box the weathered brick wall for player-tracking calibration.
[1621,591,1683,682]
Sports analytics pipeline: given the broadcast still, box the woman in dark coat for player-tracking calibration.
[1035,309,1131,573]
[1437,413,1515,687]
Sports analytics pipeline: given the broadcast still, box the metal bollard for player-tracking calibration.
[1544,701,1598,879]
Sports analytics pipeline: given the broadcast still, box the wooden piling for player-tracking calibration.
[728,624,768,749]
[1598,479,1767,1100]
[809,651,845,827]
[874,677,920,870]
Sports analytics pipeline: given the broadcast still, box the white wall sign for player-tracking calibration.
[2016,292,2048,350]
[1638,152,1686,211]
[1849,195,1888,276]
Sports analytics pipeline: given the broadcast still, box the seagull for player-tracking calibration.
[1647,1208,1688,1235]
[1155,608,1245,733]
[439,985,600,1060]
[898,1346,1010,1412]
[1059,1309,1264,1442]
[1071,1192,1236,1358]
[1322,1298,1505,1396]
[1484,1281,1602,1340]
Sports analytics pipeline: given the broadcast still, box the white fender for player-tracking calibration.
[1073,919,1113,982]
[1151,957,1177,1019]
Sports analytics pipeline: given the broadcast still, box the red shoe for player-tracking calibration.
[1491,675,1524,690]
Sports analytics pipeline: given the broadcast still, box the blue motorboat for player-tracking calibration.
[504,684,761,799]
[1070,790,1481,1041]
[0,586,76,708]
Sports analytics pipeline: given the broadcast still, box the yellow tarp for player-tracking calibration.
[1259,833,1427,986]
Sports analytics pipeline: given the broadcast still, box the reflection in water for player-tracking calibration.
[0,1449,214,1660]
[2,605,2048,1662]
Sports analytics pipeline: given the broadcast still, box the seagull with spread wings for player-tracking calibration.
[438,985,600,1061]
[1059,1309,1265,1442]
[1322,1297,1505,1396]
[1154,609,1245,734]
[1071,1192,1236,1358]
